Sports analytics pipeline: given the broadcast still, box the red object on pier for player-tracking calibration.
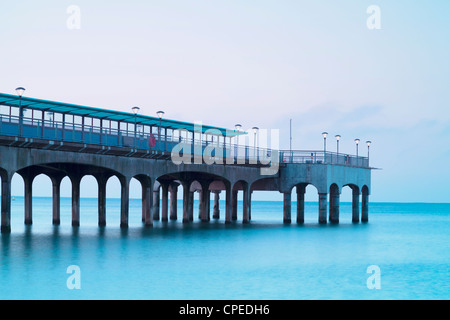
[148,134,156,147]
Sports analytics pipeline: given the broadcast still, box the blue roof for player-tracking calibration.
[0,93,245,137]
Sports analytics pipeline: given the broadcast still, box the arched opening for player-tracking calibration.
[78,175,98,227]
[129,177,142,226]
[249,177,280,223]
[105,175,121,226]
[342,184,360,223]
[31,173,52,226]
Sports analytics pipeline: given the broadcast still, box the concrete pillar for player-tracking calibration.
[242,185,250,224]
[199,181,211,222]
[318,193,327,224]
[362,191,369,222]
[352,189,360,223]
[188,191,194,221]
[212,191,220,219]
[142,181,153,227]
[71,175,81,227]
[1,174,12,233]
[97,176,107,227]
[23,176,34,225]
[51,176,62,225]
[153,188,160,220]
[206,190,211,220]
[161,183,169,222]
[182,182,191,223]
[231,190,238,221]
[169,182,178,221]
[198,190,203,220]
[120,177,129,228]
[329,189,340,224]
[248,190,252,221]
[296,185,306,224]
[225,185,232,224]
[283,192,291,224]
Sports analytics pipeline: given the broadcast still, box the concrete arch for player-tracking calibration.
[342,183,361,223]
[231,179,250,223]
[131,174,153,227]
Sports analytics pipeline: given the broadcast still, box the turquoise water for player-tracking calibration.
[0,197,449,300]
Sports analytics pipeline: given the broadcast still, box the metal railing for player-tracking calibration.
[280,150,369,167]
[0,115,369,168]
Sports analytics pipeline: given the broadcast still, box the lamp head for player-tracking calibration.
[15,87,26,97]
[132,106,140,115]
[156,110,165,119]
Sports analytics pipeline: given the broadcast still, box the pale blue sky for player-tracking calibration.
[1,1,449,202]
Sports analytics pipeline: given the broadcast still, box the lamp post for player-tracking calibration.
[322,132,328,163]
[366,140,371,165]
[252,126,259,160]
[355,138,360,166]
[235,124,242,159]
[16,87,25,136]
[132,106,140,148]
[157,110,165,151]
[335,135,341,154]
[335,135,341,164]
[322,132,328,152]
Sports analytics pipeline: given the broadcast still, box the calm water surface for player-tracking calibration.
[0,198,449,299]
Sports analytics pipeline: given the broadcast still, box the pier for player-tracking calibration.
[0,92,371,233]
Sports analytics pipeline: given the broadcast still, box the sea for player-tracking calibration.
[0,197,449,300]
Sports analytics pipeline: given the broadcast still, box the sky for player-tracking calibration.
[1,0,449,203]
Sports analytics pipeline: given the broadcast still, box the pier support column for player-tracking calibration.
[361,187,369,222]
[23,175,35,225]
[188,191,194,221]
[182,181,192,223]
[329,185,340,224]
[212,191,220,219]
[161,183,169,222]
[153,187,160,221]
[352,188,360,223]
[120,177,130,228]
[96,175,108,227]
[199,182,211,222]
[248,190,252,221]
[71,175,81,227]
[51,176,63,225]
[283,192,292,224]
[242,184,250,224]
[231,190,238,221]
[198,190,203,220]
[225,184,232,224]
[296,184,306,224]
[169,182,179,221]
[1,173,12,233]
[318,193,328,224]
[142,179,153,227]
